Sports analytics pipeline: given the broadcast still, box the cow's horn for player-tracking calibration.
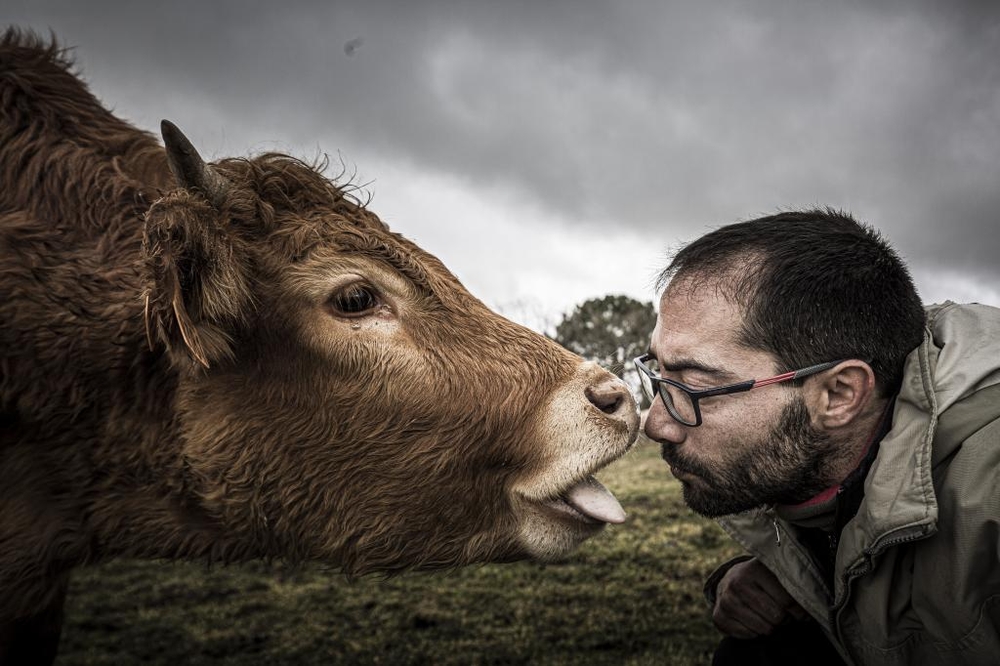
[160,119,230,207]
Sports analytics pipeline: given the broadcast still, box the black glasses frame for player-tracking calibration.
[634,353,845,427]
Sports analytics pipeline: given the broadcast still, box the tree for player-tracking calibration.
[552,295,657,407]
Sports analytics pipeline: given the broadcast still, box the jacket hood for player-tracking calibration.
[840,302,1000,575]
[918,302,1000,414]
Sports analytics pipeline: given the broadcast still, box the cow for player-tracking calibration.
[0,30,639,664]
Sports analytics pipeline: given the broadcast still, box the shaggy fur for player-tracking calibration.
[1,30,638,664]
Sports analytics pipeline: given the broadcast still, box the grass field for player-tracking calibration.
[57,438,743,665]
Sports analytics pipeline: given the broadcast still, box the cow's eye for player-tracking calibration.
[329,283,380,317]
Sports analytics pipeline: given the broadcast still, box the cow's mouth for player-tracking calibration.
[541,476,626,525]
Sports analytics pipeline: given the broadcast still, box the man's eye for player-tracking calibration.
[329,284,379,316]
[678,373,711,388]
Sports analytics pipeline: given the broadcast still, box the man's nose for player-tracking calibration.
[643,397,688,444]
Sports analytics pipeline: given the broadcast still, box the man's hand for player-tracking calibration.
[712,558,810,638]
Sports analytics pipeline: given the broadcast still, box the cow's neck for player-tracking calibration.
[81,353,242,564]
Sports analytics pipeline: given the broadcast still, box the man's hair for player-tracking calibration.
[657,209,926,396]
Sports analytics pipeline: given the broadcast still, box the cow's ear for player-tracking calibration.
[142,121,253,369]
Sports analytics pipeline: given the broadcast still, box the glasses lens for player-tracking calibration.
[637,357,699,426]
[637,360,656,401]
[660,382,698,426]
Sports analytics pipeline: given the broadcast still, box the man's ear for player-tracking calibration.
[804,360,877,429]
[142,121,254,369]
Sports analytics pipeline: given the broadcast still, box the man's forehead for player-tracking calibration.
[651,283,743,359]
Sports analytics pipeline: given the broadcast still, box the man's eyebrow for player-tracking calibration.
[661,359,724,375]
[648,352,735,381]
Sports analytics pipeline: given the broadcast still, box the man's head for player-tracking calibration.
[642,209,926,516]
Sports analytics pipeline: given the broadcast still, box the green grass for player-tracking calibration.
[57,439,743,665]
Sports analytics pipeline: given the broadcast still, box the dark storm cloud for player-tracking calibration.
[8,0,1000,295]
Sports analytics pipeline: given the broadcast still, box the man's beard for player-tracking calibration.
[661,397,836,517]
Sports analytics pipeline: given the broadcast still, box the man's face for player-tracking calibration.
[643,281,836,517]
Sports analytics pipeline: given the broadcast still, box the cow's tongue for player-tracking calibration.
[563,477,626,524]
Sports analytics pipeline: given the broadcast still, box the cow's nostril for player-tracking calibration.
[585,382,626,415]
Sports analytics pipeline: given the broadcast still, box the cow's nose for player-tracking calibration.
[585,377,632,416]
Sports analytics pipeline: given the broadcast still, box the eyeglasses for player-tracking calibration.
[633,353,844,427]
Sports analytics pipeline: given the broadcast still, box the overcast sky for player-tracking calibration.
[8,1,1000,330]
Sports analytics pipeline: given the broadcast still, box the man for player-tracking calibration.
[638,209,1000,665]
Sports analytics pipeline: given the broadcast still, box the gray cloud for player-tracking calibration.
[8,0,1000,301]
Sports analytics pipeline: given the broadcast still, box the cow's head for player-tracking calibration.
[142,121,638,575]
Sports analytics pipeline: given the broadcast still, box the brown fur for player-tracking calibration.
[0,30,637,662]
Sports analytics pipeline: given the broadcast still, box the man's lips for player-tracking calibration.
[668,464,696,482]
[661,446,700,482]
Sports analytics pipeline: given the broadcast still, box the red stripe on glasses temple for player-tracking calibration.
[751,371,798,388]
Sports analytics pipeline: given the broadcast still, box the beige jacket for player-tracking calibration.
[716,302,1000,665]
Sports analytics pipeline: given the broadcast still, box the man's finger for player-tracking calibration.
[786,602,811,622]
[714,591,783,636]
[713,559,796,637]
[747,564,798,607]
[712,604,767,639]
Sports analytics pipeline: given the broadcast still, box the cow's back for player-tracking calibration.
[0,29,171,435]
